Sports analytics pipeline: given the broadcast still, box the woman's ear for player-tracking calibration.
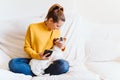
[48,18,53,23]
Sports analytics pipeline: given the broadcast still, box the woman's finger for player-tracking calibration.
[44,53,51,57]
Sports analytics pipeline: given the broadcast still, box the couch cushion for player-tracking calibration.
[85,61,120,80]
[0,49,11,70]
[0,69,32,80]
[85,40,120,61]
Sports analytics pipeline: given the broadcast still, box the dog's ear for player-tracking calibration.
[53,38,59,45]
[63,38,67,41]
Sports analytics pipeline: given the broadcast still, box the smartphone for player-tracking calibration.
[43,50,53,57]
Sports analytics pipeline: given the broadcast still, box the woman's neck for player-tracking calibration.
[44,21,47,26]
[44,21,51,31]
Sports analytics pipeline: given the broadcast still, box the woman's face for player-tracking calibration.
[47,18,64,30]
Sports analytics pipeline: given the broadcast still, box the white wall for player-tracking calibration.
[0,0,78,20]
[1,0,120,22]
[77,0,120,24]
[77,0,120,41]
[0,0,120,41]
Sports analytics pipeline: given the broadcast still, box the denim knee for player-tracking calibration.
[9,58,34,76]
[44,59,70,75]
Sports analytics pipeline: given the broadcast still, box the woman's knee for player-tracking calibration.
[9,58,30,68]
[9,58,33,76]
[54,59,70,73]
[44,59,70,75]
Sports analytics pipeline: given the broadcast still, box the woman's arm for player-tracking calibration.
[24,26,41,59]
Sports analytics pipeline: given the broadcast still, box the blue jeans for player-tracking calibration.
[9,58,35,76]
[9,58,69,76]
[44,59,70,75]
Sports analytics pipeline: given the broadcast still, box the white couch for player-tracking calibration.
[85,40,120,80]
[1,15,119,80]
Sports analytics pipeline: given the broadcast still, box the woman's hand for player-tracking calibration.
[54,40,65,49]
[39,52,51,60]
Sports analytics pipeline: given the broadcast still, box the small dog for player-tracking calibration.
[29,37,69,76]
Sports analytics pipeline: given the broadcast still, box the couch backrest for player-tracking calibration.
[0,15,84,62]
[0,16,44,58]
[85,40,120,62]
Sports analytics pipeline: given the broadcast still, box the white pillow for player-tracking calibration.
[0,49,11,70]
[85,40,120,61]
[60,15,85,62]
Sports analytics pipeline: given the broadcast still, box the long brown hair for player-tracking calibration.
[45,4,65,23]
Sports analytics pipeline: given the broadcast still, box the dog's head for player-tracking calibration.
[53,37,66,45]
[53,37,66,51]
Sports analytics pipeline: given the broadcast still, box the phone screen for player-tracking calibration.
[43,50,53,57]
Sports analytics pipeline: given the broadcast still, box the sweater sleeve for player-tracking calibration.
[24,26,41,59]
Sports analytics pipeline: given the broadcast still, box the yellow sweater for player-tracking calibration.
[24,22,60,59]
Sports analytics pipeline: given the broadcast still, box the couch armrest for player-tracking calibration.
[0,49,11,70]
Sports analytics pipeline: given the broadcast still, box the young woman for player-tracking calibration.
[9,4,69,76]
